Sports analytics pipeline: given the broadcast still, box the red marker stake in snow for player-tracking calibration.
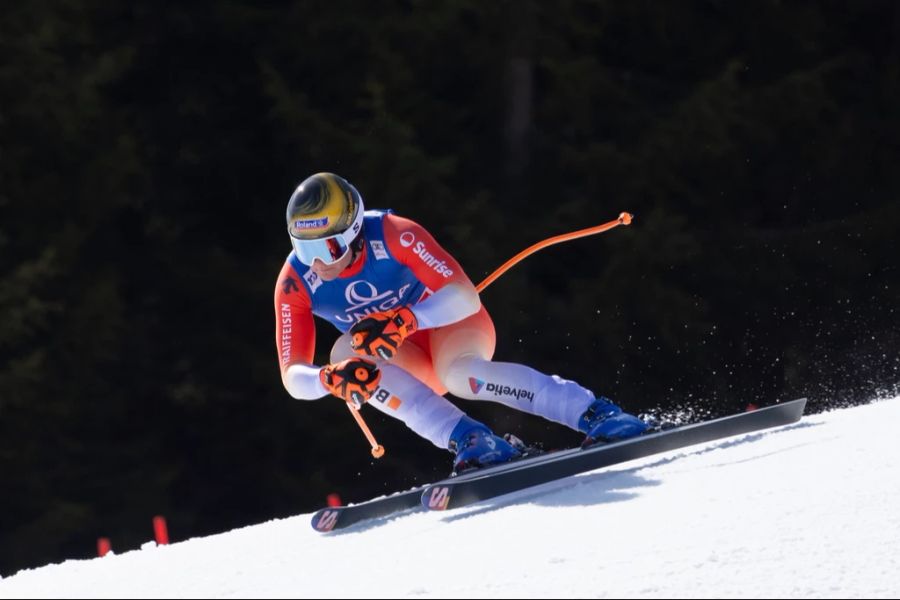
[97,537,112,557]
[153,516,170,545]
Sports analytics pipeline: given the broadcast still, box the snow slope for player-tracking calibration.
[2,397,898,599]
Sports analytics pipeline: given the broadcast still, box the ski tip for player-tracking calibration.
[311,508,342,532]
[421,485,452,511]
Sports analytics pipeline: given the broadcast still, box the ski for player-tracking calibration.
[421,397,807,511]
[309,448,541,532]
[312,398,807,528]
[310,486,427,532]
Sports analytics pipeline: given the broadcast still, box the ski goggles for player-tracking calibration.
[289,209,364,266]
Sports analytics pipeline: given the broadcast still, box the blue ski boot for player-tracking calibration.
[578,396,649,448]
[449,416,522,474]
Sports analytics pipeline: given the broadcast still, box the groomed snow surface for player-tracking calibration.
[2,397,898,599]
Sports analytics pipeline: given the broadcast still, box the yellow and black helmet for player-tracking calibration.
[286,173,365,265]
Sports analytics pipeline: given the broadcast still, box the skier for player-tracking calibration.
[274,172,648,473]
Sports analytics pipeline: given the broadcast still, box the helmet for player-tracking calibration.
[286,172,365,266]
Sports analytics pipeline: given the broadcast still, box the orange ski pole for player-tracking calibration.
[350,211,633,458]
[347,402,385,458]
[476,212,633,293]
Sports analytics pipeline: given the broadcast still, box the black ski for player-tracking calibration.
[310,486,427,532]
[312,398,807,529]
[420,398,807,511]
[309,449,538,532]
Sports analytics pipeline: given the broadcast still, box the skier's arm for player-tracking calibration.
[382,214,481,329]
[274,261,329,400]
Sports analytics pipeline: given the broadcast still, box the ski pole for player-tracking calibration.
[349,211,633,458]
[476,212,633,293]
[347,402,385,458]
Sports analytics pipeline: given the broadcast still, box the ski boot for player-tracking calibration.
[449,416,522,475]
[577,396,649,448]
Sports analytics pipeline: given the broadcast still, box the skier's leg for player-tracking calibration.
[330,333,460,448]
[432,309,647,442]
[442,354,596,429]
[329,332,519,465]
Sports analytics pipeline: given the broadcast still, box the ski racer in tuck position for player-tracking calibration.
[274,172,647,473]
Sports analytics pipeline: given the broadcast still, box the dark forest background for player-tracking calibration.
[2,1,898,576]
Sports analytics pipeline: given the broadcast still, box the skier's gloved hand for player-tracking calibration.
[319,358,381,408]
[349,306,418,360]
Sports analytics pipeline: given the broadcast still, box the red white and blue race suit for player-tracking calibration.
[274,211,597,448]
